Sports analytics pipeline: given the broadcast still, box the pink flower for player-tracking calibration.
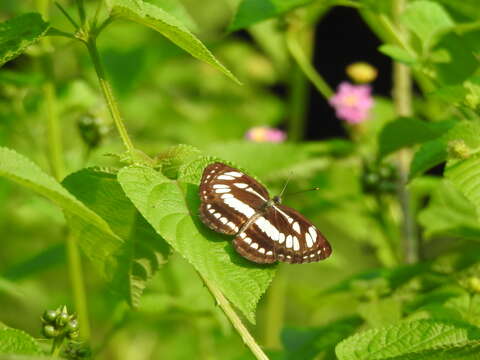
[329,82,374,124]
[245,126,286,143]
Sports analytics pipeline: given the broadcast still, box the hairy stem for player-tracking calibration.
[38,0,91,340]
[85,38,135,154]
[392,0,419,264]
[200,273,269,360]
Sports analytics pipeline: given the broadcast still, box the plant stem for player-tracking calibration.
[286,23,333,101]
[66,233,91,339]
[37,0,91,341]
[288,66,310,142]
[85,38,135,154]
[392,0,419,264]
[262,266,286,349]
[200,273,269,360]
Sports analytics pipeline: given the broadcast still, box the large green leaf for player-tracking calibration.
[378,117,452,158]
[0,13,49,67]
[335,319,480,360]
[0,328,41,356]
[418,180,480,240]
[401,1,454,52]
[117,163,276,323]
[106,0,239,84]
[0,147,117,238]
[63,168,170,307]
[228,0,313,31]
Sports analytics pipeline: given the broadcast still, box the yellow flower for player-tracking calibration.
[346,62,378,84]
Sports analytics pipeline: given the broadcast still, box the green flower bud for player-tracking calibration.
[447,140,471,160]
[67,330,79,340]
[467,277,480,293]
[56,311,70,327]
[42,324,58,338]
[42,309,58,324]
[66,319,79,333]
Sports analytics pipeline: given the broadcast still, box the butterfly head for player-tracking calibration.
[272,195,282,205]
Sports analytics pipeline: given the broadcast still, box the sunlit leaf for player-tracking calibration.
[118,163,276,323]
[106,0,240,84]
[0,328,41,356]
[336,319,480,360]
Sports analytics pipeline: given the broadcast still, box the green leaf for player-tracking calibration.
[0,328,41,355]
[229,0,312,31]
[401,1,454,52]
[118,165,275,323]
[357,298,402,328]
[378,118,451,158]
[282,317,362,360]
[418,180,480,240]
[106,0,240,84]
[378,45,417,65]
[0,13,49,67]
[409,121,480,179]
[0,147,118,238]
[446,154,480,221]
[335,319,480,360]
[63,168,170,307]
[148,0,198,32]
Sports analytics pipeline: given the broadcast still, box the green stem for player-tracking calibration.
[373,194,400,266]
[288,66,310,142]
[66,233,90,339]
[51,336,64,356]
[286,24,333,100]
[200,273,269,360]
[37,0,91,341]
[392,0,419,264]
[85,38,135,154]
[262,266,287,349]
[76,0,87,27]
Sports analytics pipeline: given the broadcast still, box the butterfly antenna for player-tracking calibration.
[278,172,294,198]
[284,187,321,198]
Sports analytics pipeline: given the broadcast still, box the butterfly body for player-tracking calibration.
[199,162,332,264]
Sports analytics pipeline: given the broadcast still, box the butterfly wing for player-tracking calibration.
[199,162,270,235]
[233,203,332,264]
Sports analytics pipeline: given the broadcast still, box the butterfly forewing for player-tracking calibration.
[199,163,269,235]
[199,162,332,264]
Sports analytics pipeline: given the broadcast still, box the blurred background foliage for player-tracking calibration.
[1,0,480,359]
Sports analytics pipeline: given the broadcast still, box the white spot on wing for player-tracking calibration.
[240,233,246,239]
[223,198,255,217]
[246,187,267,201]
[215,188,230,194]
[208,208,215,214]
[220,217,228,224]
[218,175,234,180]
[309,227,317,242]
[244,237,252,244]
[225,171,243,177]
[213,184,229,189]
[266,250,273,256]
[305,233,314,248]
[214,213,221,219]
[274,206,294,224]
[221,193,234,199]
[278,233,285,244]
[293,236,300,251]
[292,222,300,234]
[206,204,212,209]
[234,183,248,189]
[259,248,265,254]
[251,243,259,249]
[286,235,293,249]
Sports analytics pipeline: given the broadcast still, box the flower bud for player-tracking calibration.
[42,324,58,338]
[42,309,58,324]
[447,139,470,160]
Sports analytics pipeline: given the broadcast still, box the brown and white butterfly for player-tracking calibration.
[199,162,332,264]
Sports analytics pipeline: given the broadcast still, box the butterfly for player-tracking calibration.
[198,162,332,264]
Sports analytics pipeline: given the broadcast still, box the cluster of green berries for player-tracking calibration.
[41,306,79,340]
[361,162,398,194]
